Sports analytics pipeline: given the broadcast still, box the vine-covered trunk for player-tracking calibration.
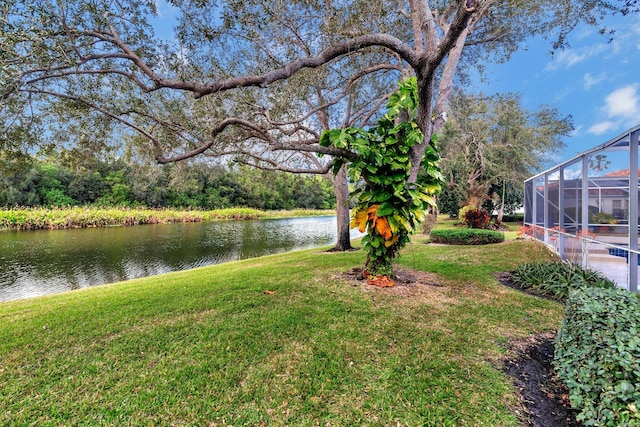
[321,78,443,286]
[364,245,396,276]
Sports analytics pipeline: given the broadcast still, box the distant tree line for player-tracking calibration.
[0,153,336,210]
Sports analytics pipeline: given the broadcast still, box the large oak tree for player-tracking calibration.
[1,0,637,244]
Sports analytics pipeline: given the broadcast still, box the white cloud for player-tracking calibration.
[563,168,583,180]
[583,72,606,90]
[570,125,583,137]
[545,44,609,71]
[603,84,639,120]
[588,121,617,135]
[155,0,179,18]
[585,84,640,137]
[547,170,561,181]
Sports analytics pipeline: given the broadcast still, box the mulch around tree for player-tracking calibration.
[342,267,581,426]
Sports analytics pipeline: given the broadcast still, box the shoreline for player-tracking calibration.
[0,206,335,231]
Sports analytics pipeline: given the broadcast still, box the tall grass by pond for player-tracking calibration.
[0,206,334,230]
[0,236,562,426]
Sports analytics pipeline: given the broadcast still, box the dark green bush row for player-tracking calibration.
[554,288,640,426]
[493,213,524,222]
[429,229,504,245]
[510,262,614,301]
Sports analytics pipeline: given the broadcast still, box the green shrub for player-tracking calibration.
[511,262,614,300]
[493,213,524,222]
[457,205,474,225]
[554,288,640,426]
[429,228,504,245]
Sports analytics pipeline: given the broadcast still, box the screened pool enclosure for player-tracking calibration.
[524,125,640,291]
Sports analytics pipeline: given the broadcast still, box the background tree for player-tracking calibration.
[0,151,336,209]
[438,92,573,222]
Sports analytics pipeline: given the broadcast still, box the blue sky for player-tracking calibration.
[471,13,640,165]
[153,2,639,167]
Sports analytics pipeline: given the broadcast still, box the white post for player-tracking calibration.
[629,130,638,291]
[582,156,590,268]
[559,166,565,259]
[544,173,549,245]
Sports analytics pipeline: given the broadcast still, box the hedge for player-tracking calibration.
[493,213,524,222]
[429,228,504,245]
[554,288,640,426]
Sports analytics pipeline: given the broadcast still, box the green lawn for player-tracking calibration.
[0,233,560,426]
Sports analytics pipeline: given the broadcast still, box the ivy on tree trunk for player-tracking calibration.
[320,78,443,285]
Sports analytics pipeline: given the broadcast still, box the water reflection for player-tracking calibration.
[0,216,358,302]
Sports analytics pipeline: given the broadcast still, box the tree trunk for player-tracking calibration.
[409,28,470,183]
[332,163,353,251]
[496,181,506,226]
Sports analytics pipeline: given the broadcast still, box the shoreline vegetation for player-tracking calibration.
[0,233,562,425]
[0,206,335,231]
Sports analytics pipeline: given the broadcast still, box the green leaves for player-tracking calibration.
[511,262,615,300]
[321,78,443,279]
[555,288,640,426]
[386,77,419,120]
[375,201,394,217]
[319,127,362,149]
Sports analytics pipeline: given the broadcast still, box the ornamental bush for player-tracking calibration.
[510,261,614,301]
[429,228,504,245]
[463,208,490,229]
[554,288,640,426]
[457,205,474,225]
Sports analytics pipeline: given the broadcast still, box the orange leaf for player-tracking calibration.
[350,208,369,232]
[367,275,395,287]
[375,216,393,240]
[367,204,380,222]
[384,234,400,247]
[263,290,275,295]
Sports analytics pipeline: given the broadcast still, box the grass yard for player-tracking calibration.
[0,233,561,426]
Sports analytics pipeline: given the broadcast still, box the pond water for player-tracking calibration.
[0,216,359,302]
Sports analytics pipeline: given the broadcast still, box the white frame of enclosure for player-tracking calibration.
[524,125,640,291]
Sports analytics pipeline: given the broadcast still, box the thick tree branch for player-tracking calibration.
[156,118,268,163]
[225,148,333,174]
[23,88,163,157]
[112,33,418,98]
[422,2,476,72]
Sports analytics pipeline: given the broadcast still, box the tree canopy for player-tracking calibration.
[2,0,636,172]
[438,91,573,218]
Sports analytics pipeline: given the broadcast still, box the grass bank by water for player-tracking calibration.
[0,234,561,426]
[0,207,334,230]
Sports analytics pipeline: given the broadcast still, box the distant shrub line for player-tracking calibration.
[493,213,524,222]
[429,228,504,245]
[0,207,333,230]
